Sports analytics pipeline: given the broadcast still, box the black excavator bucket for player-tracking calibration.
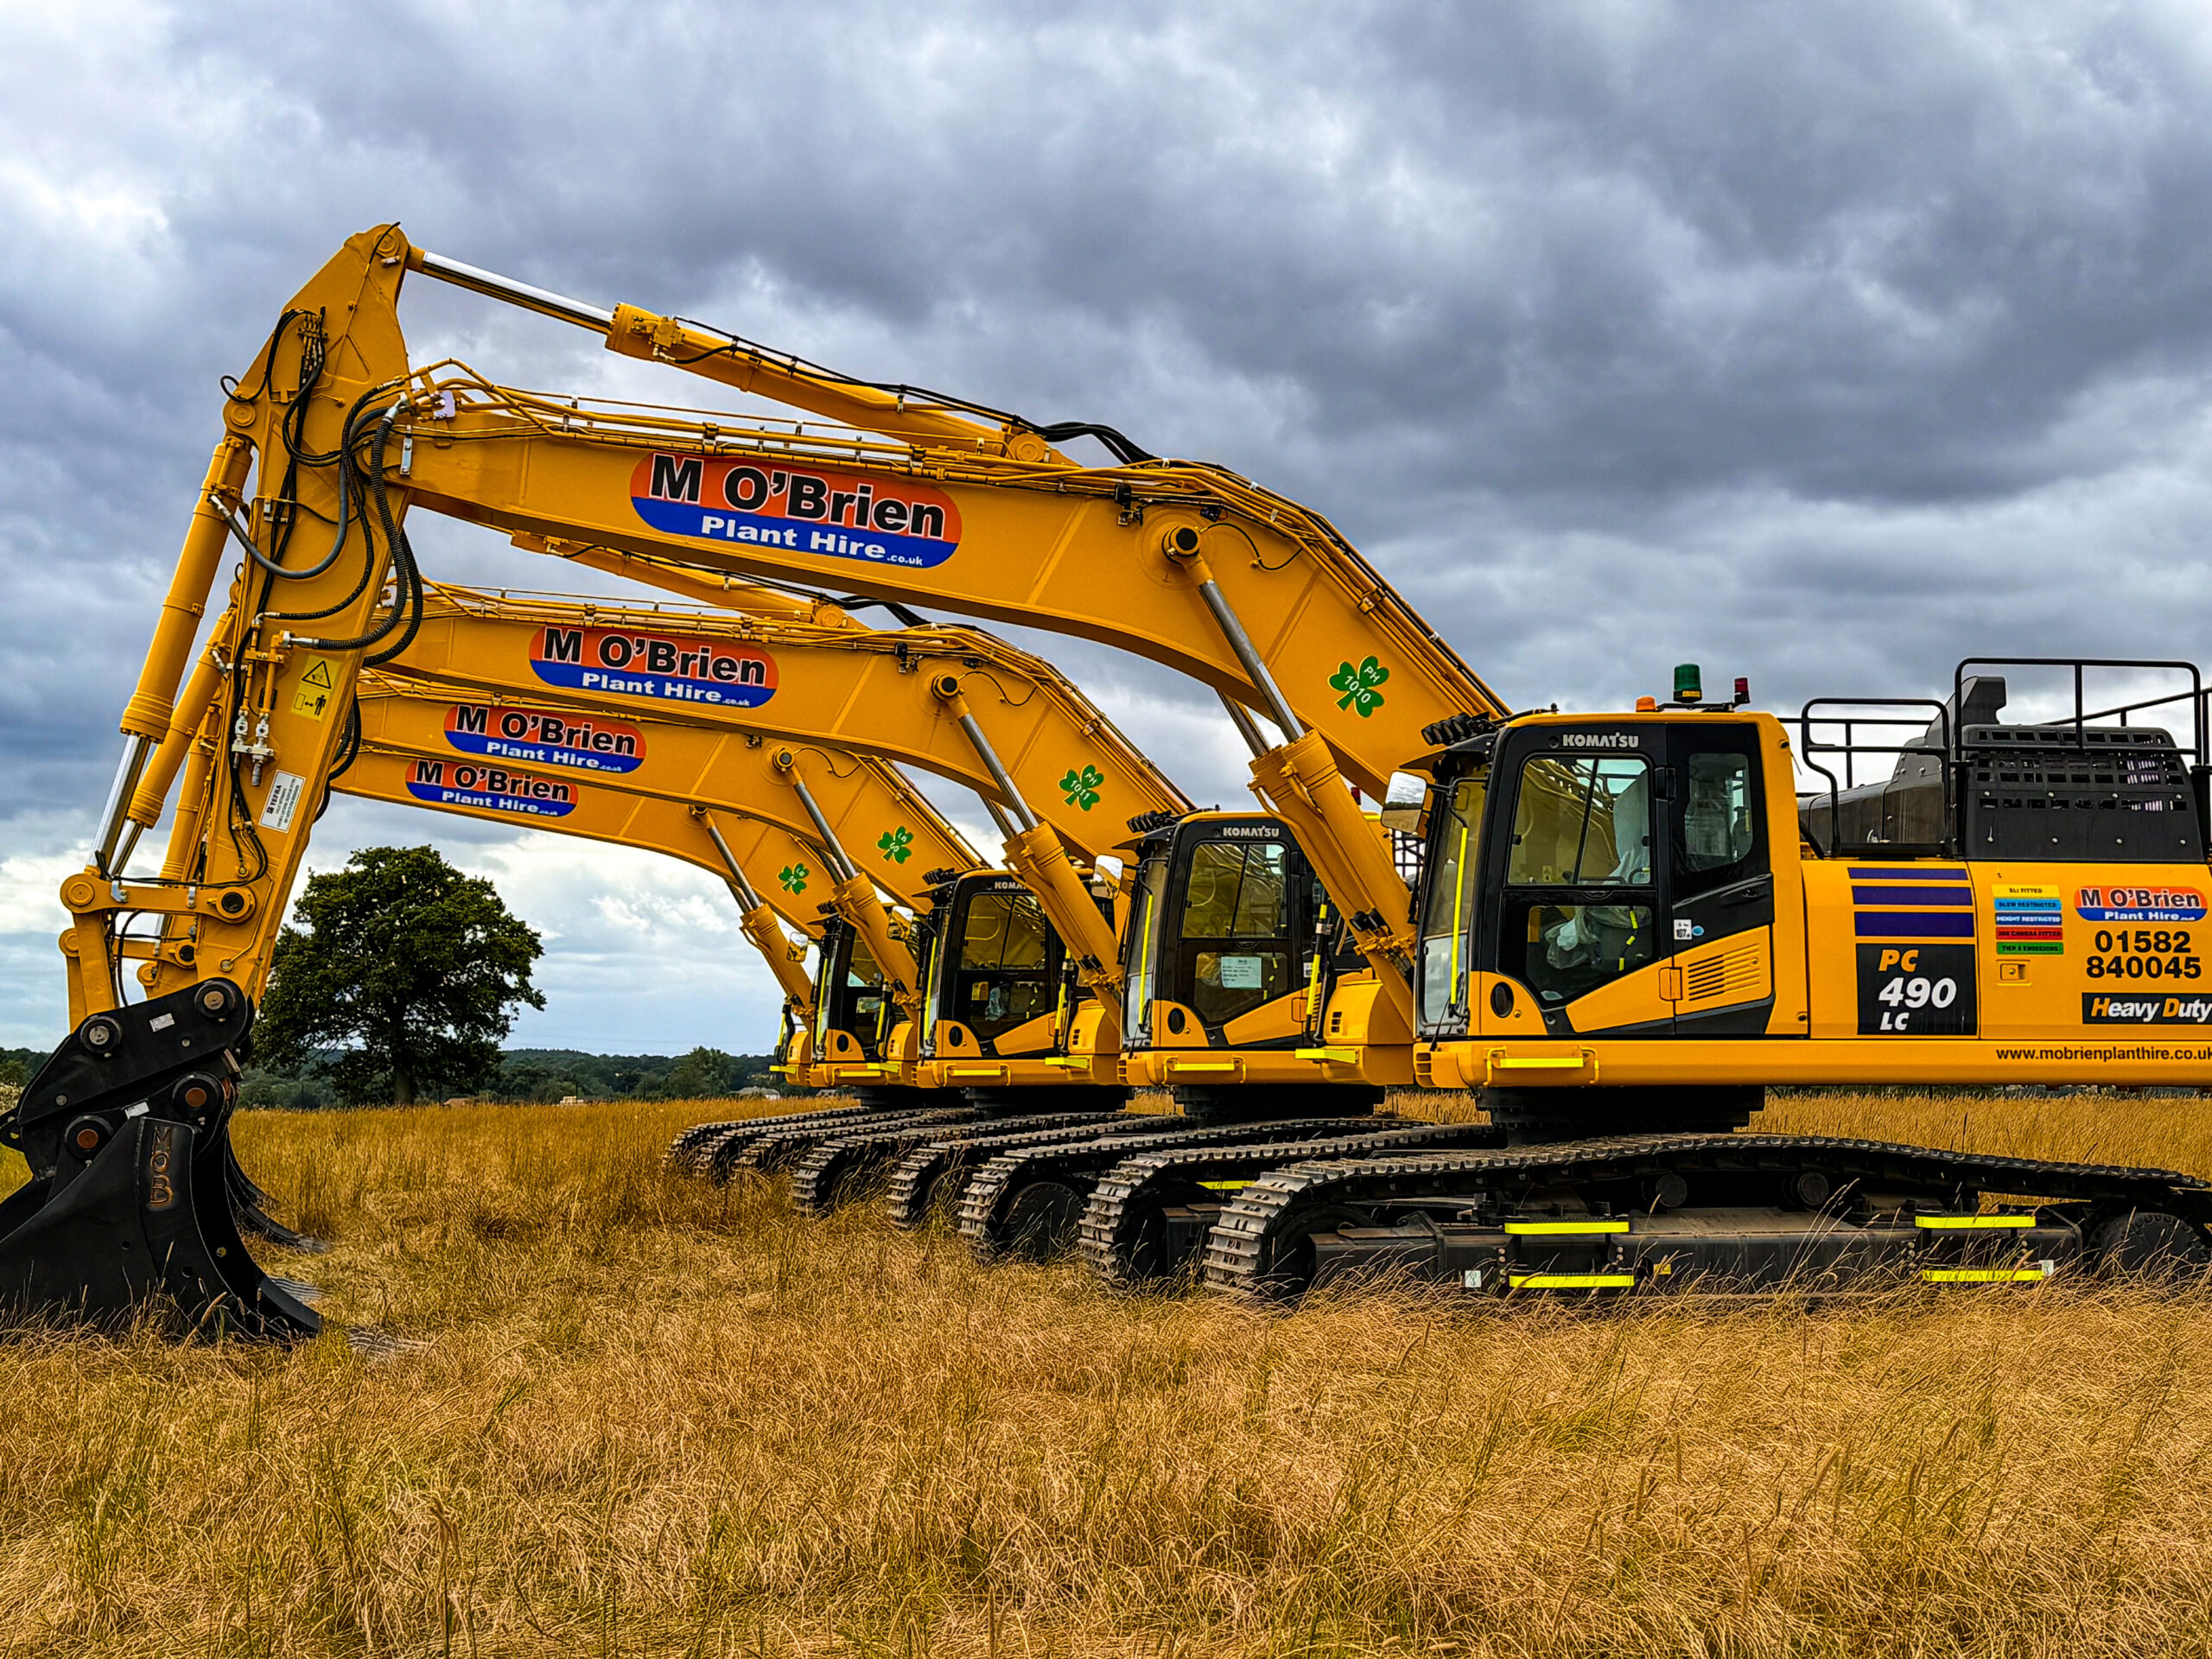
[0,979,320,1339]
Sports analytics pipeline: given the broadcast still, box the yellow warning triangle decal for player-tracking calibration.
[299,659,335,690]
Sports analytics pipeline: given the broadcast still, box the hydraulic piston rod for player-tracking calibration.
[409,249,615,331]
[785,774,859,882]
[697,809,766,909]
[1217,690,1273,761]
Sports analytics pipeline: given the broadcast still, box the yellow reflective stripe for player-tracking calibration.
[1509,1273,1637,1289]
[1503,1218,1630,1236]
[1922,1267,2050,1283]
[1166,1062,1239,1072]
[945,1067,1006,1078]
[1294,1047,1361,1064]
[1492,1055,1589,1070]
[1915,1214,2034,1230]
[1137,889,1158,1020]
[1197,1179,1252,1192]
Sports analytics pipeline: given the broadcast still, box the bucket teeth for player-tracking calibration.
[225,1145,330,1254]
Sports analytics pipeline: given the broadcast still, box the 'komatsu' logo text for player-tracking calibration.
[1555,733,1643,750]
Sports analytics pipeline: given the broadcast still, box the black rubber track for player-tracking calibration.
[1202,1132,2212,1298]
[883,1116,1192,1230]
[667,1103,880,1172]
[1080,1119,1505,1287]
[787,1111,1123,1218]
[715,1107,982,1181]
[957,1117,1397,1260]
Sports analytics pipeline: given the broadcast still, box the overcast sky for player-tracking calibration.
[7,0,2212,1052]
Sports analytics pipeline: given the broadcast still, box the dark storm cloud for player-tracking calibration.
[6,0,2212,1040]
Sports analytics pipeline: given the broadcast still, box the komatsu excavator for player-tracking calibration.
[340,666,1187,1205]
[13,226,2212,1336]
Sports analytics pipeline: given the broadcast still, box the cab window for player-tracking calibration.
[1183,842,1290,938]
[1513,901,1656,1005]
[955,891,1052,1042]
[1121,853,1169,1046]
[1179,841,1293,1027]
[1417,773,1486,1026]
[1502,753,1656,1007]
[1683,753,1755,873]
[1507,756,1651,886]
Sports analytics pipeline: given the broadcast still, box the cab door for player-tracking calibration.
[1477,733,1669,1036]
[1661,722,1776,1033]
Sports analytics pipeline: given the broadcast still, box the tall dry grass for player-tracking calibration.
[0,1090,2207,1656]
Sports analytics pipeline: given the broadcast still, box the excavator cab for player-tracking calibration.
[918,874,1061,1058]
[911,869,1128,1110]
[1409,711,1774,1139]
[808,920,925,1103]
[1117,813,1378,1117]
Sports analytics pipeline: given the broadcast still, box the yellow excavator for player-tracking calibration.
[14,226,2212,1337]
[340,664,1198,1205]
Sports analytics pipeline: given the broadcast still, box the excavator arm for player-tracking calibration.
[89,229,1492,1056]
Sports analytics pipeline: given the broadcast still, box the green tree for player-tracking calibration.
[256,846,545,1106]
[662,1046,738,1098]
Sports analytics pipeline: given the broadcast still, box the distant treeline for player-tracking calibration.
[0,1043,786,1109]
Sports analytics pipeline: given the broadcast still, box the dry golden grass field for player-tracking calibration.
[1,1088,2210,1657]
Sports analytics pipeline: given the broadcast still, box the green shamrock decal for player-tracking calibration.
[878,826,915,864]
[1330,655,1391,717]
[1059,764,1105,810]
[778,862,810,894]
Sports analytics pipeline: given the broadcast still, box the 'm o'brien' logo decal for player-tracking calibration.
[445,702,646,773]
[408,760,576,818]
[2075,886,2208,924]
[631,452,961,569]
[531,625,777,709]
